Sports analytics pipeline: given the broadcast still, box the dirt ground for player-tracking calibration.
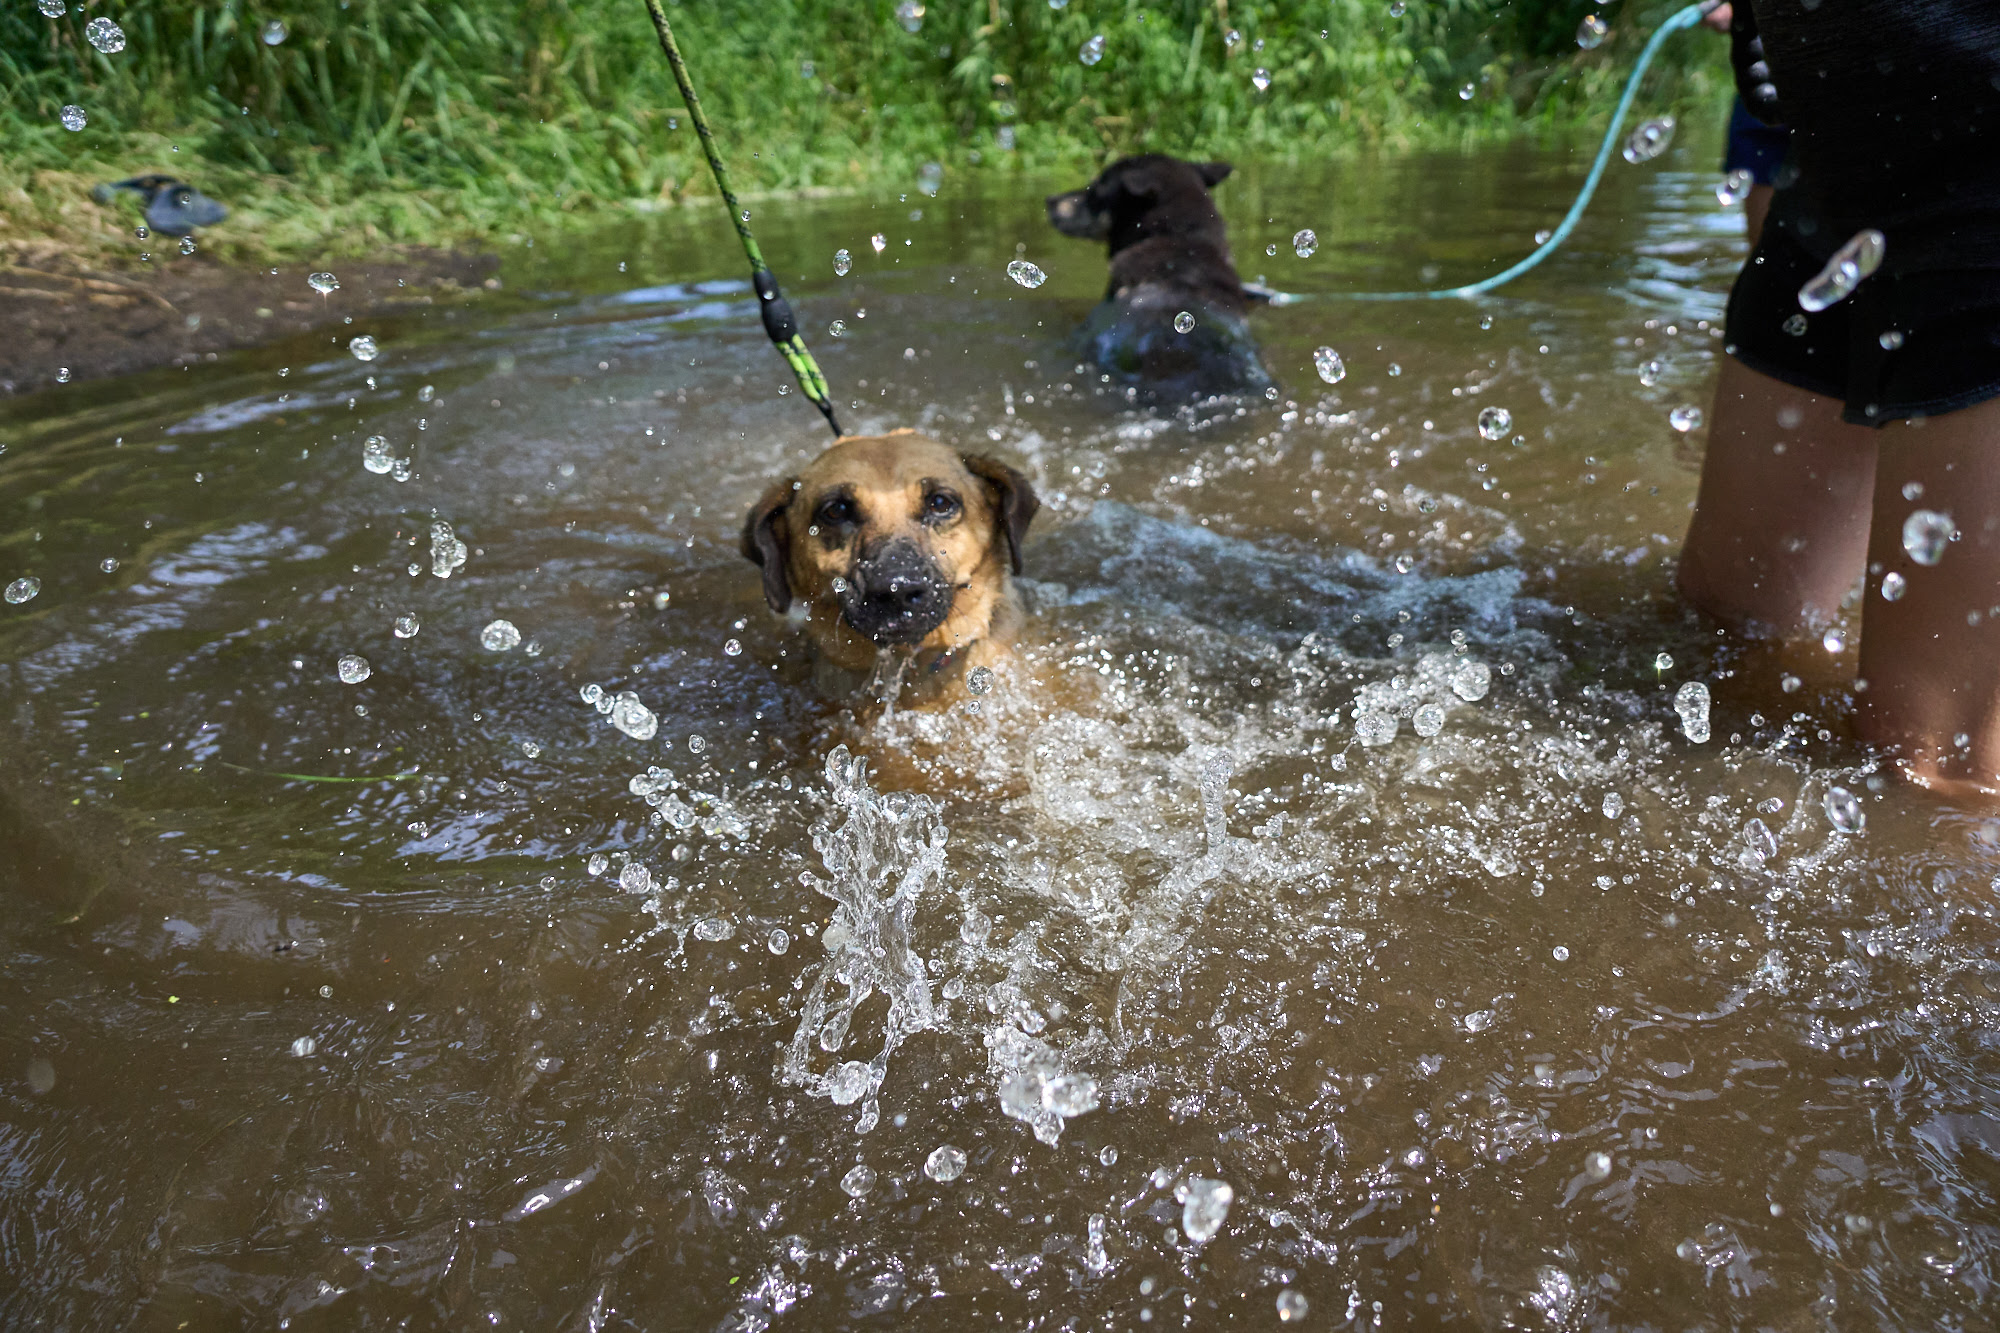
[0,243,501,397]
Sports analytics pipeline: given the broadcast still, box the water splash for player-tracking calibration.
[781,746,944,1131]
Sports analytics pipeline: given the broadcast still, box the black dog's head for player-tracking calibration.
[1046,155,1234,254]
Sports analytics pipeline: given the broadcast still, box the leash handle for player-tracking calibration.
[641,0,843,437]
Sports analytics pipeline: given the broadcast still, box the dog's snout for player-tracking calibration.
[840,540,953,645]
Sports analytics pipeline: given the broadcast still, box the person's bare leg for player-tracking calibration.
[1743,184,1773,249]
[1677,357,1880,637]
[1856,396,2000,797]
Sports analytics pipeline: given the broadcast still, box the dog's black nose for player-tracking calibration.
[840,539,953,645]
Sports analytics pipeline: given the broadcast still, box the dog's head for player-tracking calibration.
[742,431,1037,668]
[1046,154,1234,250]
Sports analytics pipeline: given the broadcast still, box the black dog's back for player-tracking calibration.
[1047,155,1272,403]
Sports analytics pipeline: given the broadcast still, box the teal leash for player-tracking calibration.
[1255,0,1719,305]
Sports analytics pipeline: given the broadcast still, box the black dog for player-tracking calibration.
[1046,154,1272,403]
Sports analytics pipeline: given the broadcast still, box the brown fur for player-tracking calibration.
[742,430,1037,703]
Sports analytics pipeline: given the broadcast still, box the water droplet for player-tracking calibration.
[1821,627,1845,652]
[1901,481,1924,501]
[35,0,63,16]
[1638,359,1663,387]
[261,18,288,44]
[1312,346,1346,384]
[917,161,944,196]
[1674,680,1711,743]
[966,665,993,695]
[694,916,734,942]
[925,1145,967,1182]
[1534,228,1553,245]
[1276,1289,1310,1322]
[1292,228,1318,258]
[1355,711,1397,746]
[1669,404,1704,432]
[1879,329,1905,350]
[870,233,888,254]
[1006,259,1046,289]
[290,1036,316,1058]
[1621,115,1676,164]
[767,927,790,955]
[1254,67,1274,92]
[1458,82,1475,100]
[1080,33,1106,65]
[178,236,196,255]
[481,619,521,651]
[1901,509,1953,565]
[1413,703,1445,737]
[1452,660,1491,701]
[4,577,41,605]
[337,654,371,684]
[1388,1,1405,15]
[841,1163,877,1197]
[1780,673,1802,693]
[1584,1151,1613,1181]
[84,16,125,52]
[1224,28,1243,48]
[1099,1145,1118,1166]
[1824,786,1865,835]
[1798,229,1886,313]
[308,272,339,295]
[618,863,652,893]
[1780,312,1809,338]
[1654,652,1673,671]
[1602,792,1624,819]
[1173,311,1195,334]
[1717,167,1753,207]
[832,248,853,277]
[98,557,119,574]
[1387,362,1402,376]
[894,0,924,31]
[55,367,71,383]
[827,1060,871,1105]
[59,104,87,132]
[348,335,379,362]
[1044,1072,1100,1117]
[1181,1178,1233,1244]
[1576,13,1608,48]
[362,435,395,474]
[1881,570,1907,600]
[609,692,658,740]
[720,638,745,660]
[587,852,609,875]
[1552,945,1571,962]
[1476,405,1513,440]
[826,318,850,341]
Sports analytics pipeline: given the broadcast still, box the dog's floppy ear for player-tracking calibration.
[1196,161,1233,188]
[741,479,798,613]
[961,455,1039,576]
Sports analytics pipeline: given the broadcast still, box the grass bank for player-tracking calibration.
[2,0,1728,266]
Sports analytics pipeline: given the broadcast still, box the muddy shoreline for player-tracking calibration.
[0,245,501,396]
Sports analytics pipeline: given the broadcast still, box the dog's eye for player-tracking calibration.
[923,491,961,521]
[814,496,857,527]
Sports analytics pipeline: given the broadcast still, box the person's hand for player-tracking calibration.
[1701,2,1733,33]
[1730,4,1782,124]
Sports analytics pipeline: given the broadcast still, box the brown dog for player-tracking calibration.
[742,431,1038,704]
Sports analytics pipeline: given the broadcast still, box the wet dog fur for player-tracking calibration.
[1046,154,1273,403]
[742,431,1038,706]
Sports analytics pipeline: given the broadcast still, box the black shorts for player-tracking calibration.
[1723,219,2000,427]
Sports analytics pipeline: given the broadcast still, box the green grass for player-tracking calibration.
[0,0,1728,265]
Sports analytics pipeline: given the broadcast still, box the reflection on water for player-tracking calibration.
[4,134,1998,1329]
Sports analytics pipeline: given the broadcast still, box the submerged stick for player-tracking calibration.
[639,0,843,438]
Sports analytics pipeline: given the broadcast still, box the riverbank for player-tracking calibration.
[0,241,498,395]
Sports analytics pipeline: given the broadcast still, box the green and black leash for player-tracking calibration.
[640,0,843,438]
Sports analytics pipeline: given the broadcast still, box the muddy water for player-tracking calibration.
[4,133,1999,1330]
